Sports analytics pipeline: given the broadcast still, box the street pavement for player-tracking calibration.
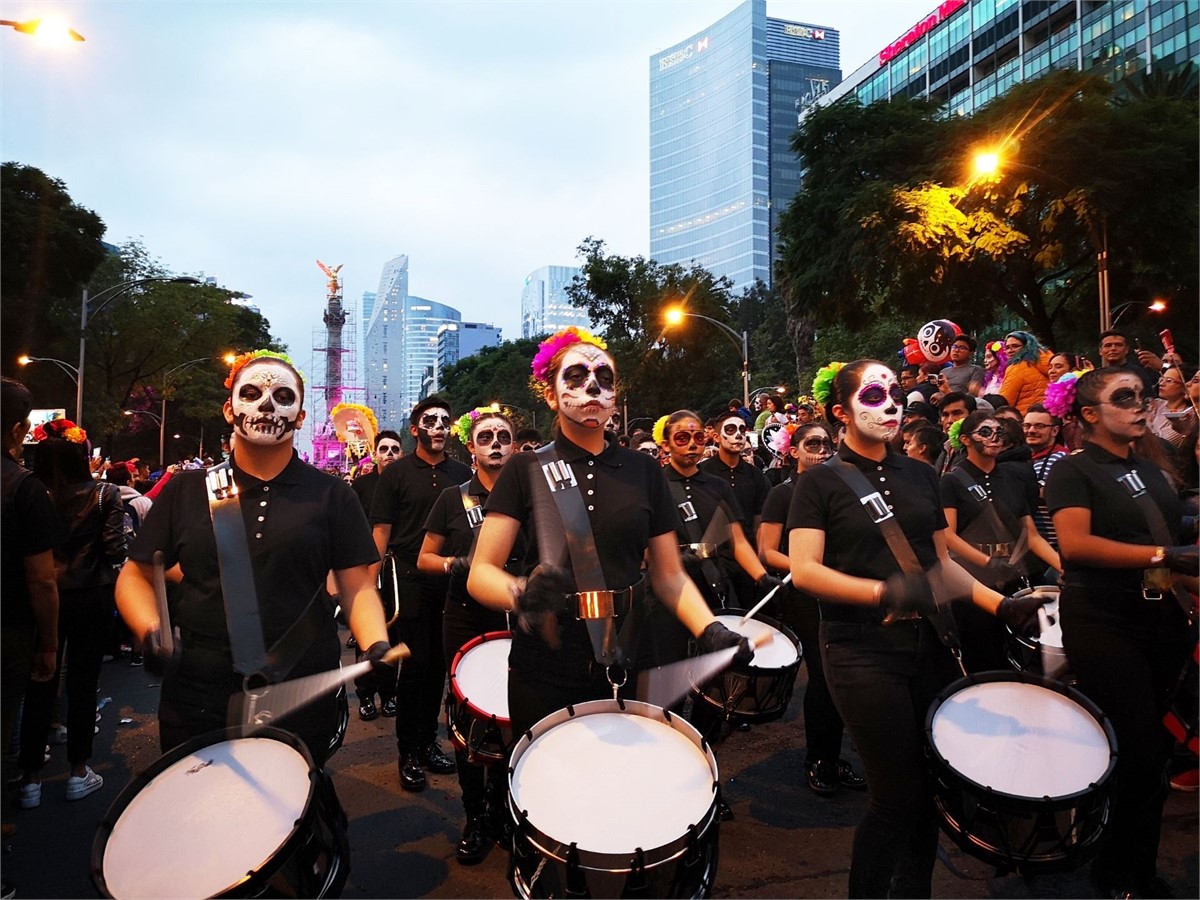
[3,634,1197,899]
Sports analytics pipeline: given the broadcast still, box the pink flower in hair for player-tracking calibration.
[530,327,608,388]
[1043,371,1082,419]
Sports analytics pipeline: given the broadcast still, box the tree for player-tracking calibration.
[435,338,546,435]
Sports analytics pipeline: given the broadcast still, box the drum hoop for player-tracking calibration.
[1004,586,1062,650]
[924,670,1118,808]
[92,726,319,899]
[449,630,512,724]
[714,609,802,673]
[507,699,719,871]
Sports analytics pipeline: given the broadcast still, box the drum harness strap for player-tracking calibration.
[206,462,324,692]
[825,457,967,675]
[1069,453,1193,616]
[948,467,1029,577]
[666,478,727,607]
[533,443,642,682]
[459,481,509,629]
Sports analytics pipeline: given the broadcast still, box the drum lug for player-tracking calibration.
[623,847,648,897]
[565,842,590,897]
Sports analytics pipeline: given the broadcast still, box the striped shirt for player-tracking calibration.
[1030,446,1068,548]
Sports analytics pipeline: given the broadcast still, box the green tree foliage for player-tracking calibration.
[777,67,1198,362]
[435,337,546,436]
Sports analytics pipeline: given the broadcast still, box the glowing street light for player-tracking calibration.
[18,354,79,388]
[663,307,750,409]
[1111,299,1168,326]
[972,151,1000,178]
[0,17,85,42]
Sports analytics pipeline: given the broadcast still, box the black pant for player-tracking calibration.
[390,566,449,754]
[779,587,844,764]
[19,586,113,772]
[1060,586,1190,886]
[820,618,951,899]
[442,598,509,816]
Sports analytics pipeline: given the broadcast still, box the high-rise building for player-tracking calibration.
[521,265,590,338]
[363,255,461,427]
[648,0,840,294]
[432,321,503,392]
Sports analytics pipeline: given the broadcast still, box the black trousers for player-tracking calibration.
[1060,585,1190,886]
[779,586,844,764]
[442,597,509,816]
[390,566,449,754]
[820,618,952,899]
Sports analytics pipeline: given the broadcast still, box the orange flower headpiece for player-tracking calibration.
[33,418,87,445]
[224,350,301,390]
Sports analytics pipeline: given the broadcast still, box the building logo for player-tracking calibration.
[879,0,966,65]
[658,35,710,71]
[783,24,825,40]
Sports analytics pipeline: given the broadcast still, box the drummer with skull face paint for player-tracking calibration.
[786,359,1048,898]
[116,351,391,765]
[467,328,753,740]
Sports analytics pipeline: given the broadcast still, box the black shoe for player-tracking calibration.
[420,742,456,774]
[380,697,397,718]
[358,697,378,721]
[488,806,513,850]
[717,796,734,821]
[456,815,490,865]
[346,635,358,649]
[806,760,838,796]
[837,759,866,790]
[399,754,426,792]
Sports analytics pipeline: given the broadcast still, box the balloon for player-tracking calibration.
[916,319,961,364]
[900,338,927,366]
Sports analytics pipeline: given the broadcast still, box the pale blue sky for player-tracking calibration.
[2,0,933,377]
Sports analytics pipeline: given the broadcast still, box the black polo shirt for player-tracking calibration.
[129,451,379,677]
[2,457,64,630]
[788,444,947,623]
[350,469,380,514]
[1045,442,1184,594]
[761,479,794,554]
[663,465,746,549]
[940,459,1031,543]
[698,455,770,530]
[369,452,472,564]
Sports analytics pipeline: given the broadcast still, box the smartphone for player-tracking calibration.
[92,446,102,459]
[1160,329,1175,354]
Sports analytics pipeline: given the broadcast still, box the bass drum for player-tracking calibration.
[93,727,349,899]
[925,671,1117,873]
[508,699,720,898]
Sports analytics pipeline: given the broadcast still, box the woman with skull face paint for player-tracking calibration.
[116,352,392,765]
[786,360,1047,898]
[1044,369,1194,898]
[417,408,528,864]
[467,328,753,740]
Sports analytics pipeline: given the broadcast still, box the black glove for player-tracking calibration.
[518,564,574,615]
[996,591,1051,637]
[982,556,1019,588]
[143,627,180,678]
[363,640,399,681]
[1163,545,1198,576]
[879,571,938,617]
[755,573,785,594]
[448,556,471,579]
[698,621,754,667]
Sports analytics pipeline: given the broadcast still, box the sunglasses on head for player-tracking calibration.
[967,425,1003,441]
[419,413,451,428]
[473,429,512,446]
[670,430,705,447]
[856,383,907,408]
[722,422,748,436]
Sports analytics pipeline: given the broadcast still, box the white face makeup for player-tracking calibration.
[1090,373,1150,441]
[375,438,403,470]
[964,419,1005,459]
[793,429,834,468]
[847,363,905,443]
[228,360,304,446]
[469,417,514,472]
[717,415,748,454]
[413,407,451,453]
[552,344,616,429]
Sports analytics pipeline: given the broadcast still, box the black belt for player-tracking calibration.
[680,542,721,560]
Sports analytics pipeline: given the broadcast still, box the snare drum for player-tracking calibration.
[1004,586,1072,681]
[508,699,720,898]
[447,630,513,765]
[691,612,801,724]
[925,671,1117,873]
[93,727,349,899]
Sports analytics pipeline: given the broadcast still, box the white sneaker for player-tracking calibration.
[64,767,103,801]
[18,782,40,809]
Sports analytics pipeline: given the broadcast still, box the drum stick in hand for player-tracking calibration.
[739,574,792,626]
[639,631,772,710]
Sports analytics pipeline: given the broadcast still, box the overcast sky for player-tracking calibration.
[2,0,934,379]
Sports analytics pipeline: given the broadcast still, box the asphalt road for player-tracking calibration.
[4,635,1197,899]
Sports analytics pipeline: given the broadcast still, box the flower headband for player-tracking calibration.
[652,415,669,445]
[224,350,301,390]
[451,404,507,443]
[769,421,799,456]
[1043,371,1086,419]
[529,327,608,389]
[33,418,87,444]
[947,418,966,451]
[811,362,845,408]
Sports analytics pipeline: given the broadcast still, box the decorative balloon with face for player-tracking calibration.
[916,319,962,364]
[900,337,928,366]
[842,362,906,443]
[548,343,617,429]
[226,358,306,446]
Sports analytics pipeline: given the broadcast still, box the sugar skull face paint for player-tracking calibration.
[848,364,904,442]
[717,415,748,454]
[552,344,616,429]
[229,360,304,446]
[414,408,451,453]
[469,416,514,472]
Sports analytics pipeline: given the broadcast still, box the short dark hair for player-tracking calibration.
[409,396,451,424]
[953,335,977,352]
[375,429,402,448]
[1024,403,1062,427]
[1,376,33,433]
[515,427,541,445]
[939,392,976,412]
[107,464,133,486]
[900,365,920,377]
[911,425,944,461]
[1098,329,1129,344]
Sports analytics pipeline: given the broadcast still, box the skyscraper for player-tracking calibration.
[432,321,503,392]
[521,265,590,338]
[648,0,840,293]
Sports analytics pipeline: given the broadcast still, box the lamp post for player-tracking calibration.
[17,355,80,392]
[156,357,217,467]
[0,17,85,42]
[77,277,200,426]
[663,308,750,409]
[1110,299,1167,327]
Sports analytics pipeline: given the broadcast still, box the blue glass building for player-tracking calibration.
[649,0,840,293]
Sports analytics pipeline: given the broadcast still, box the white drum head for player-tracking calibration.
[511,712,714,854]
[931,681,1110,799]
[103,737,312,900]
[454,636,511,720]
[715,615,798,669]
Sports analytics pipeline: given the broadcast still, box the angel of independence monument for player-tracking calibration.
[309,260,364,471]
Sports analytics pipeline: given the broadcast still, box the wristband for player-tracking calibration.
[443,557,451,574]
[1150,546,1166,566]
[873,581,885,605]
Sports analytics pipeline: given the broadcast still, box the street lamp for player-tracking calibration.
[17,355,80,390]
[663,307,750,409]
[971,149,1111,331]
[0,17,85,42]
[1110,299,1168,327]
[77,277,200,426]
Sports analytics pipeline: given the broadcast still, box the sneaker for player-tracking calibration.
[1169,768,1198,792]
[17,782,40,809]
[65,767,103,801]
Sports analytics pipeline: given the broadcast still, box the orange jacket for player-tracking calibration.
[999,352,1051,414]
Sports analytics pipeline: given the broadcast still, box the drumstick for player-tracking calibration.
[639,632,772,710]
[242,644,410,727]
[152,551,174,656]
[738,574,792,626]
